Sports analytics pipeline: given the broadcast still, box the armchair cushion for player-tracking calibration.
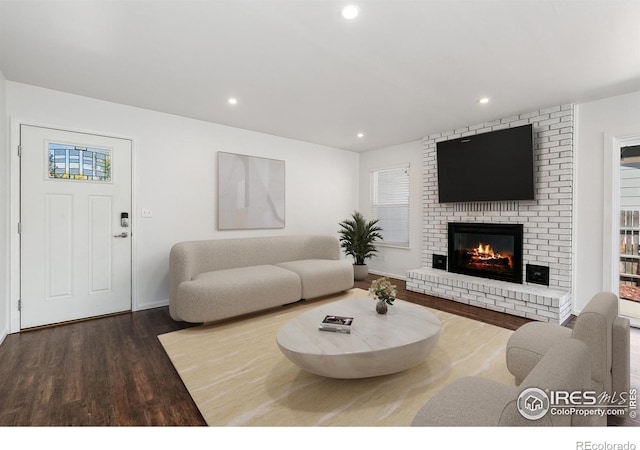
[411,377,517,426]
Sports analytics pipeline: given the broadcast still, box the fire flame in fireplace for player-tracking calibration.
[476,243,495,257]
[474,242,500,258]
[469,242,513,268]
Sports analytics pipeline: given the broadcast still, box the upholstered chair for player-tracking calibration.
[411,339,591,426]
[506,291,630,402]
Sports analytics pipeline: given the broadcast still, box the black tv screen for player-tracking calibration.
[436,124,535,203]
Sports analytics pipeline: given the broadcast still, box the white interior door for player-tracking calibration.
[20,125,132,329]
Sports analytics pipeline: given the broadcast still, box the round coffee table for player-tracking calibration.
[276,297,441,379]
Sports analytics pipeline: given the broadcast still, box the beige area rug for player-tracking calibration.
[158,288,516,426]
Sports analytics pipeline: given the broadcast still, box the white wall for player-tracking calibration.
[575,90,640,312]
[6,82,359,331]
[359,140,423,279]
[0,70,7,344]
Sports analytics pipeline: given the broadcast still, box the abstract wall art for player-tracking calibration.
[217,152,285,230]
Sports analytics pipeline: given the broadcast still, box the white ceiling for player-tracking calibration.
[1,1,639,152]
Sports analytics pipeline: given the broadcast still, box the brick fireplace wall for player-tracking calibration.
[407,104,574,323]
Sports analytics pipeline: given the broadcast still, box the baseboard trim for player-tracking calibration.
[561,314,576,327]
[0,327,8,347]
[369,270,406,281]
[135,298,169,312]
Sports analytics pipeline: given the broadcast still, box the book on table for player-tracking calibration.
[318,315,353,334]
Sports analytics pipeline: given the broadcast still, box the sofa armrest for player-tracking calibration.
[169,242,198,321]
[506,321,572,384]
[520,339,590,391]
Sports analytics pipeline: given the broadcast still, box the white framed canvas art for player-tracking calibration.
[217,152,285,230]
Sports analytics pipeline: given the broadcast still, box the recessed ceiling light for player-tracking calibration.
[228,98,238,105]
[357,132,364,138]
[478,97,490,104]
[342,5,359,20]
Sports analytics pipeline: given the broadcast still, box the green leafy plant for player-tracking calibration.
[368,277,397,305]
[338,211,383,265]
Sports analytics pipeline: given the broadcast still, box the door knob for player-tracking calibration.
[114,232,129,238]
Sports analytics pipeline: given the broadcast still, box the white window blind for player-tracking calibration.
[370,164,410,248]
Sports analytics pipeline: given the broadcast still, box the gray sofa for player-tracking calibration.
[169,235,354,323]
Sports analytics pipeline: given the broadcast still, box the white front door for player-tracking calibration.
[20,125,132,329]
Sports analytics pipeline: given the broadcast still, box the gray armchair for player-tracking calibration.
[411,339,591,426]
[506,292,630,398]
[504,291,630,426]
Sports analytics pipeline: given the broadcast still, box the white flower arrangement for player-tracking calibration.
[368,277,397,305]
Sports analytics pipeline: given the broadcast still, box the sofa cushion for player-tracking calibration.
[176,265,302,323]
[276,259,354,299]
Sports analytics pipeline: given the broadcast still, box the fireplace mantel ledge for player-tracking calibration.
[405,268,571,323]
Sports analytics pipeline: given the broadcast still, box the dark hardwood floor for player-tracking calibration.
[0,307,206,426]
[0,274,637,426]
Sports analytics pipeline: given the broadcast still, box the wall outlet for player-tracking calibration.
[141,208,153,218]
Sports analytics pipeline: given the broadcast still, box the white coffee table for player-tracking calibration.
[276,297,442,379]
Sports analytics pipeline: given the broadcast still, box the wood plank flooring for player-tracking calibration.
[0,307,206,426]
[0,274,637,426]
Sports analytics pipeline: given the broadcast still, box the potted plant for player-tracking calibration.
[338,211,383,280]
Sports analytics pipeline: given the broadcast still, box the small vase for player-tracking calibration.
[376,299,388,315]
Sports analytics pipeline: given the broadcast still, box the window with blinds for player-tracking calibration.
[370,164,410,248]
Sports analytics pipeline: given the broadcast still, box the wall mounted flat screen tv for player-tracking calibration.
[436,124,535,203]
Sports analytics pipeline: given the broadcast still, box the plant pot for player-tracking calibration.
[353,264,368,281]
[376,299,388,314]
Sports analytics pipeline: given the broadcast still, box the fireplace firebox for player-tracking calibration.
[448,222,523,284]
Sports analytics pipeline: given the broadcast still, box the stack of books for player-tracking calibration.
[318,315,353,334]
